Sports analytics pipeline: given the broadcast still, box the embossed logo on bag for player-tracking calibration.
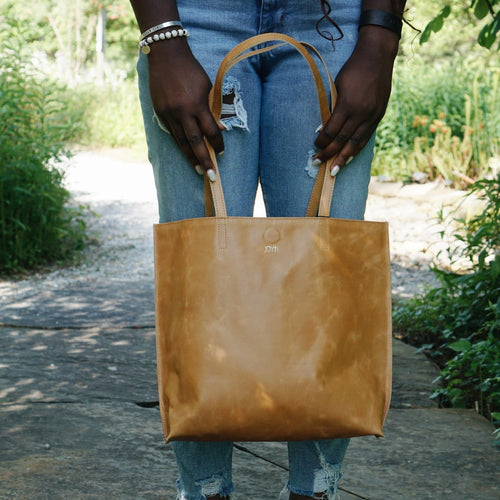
[264,245,279,254]
[263,227,280,254]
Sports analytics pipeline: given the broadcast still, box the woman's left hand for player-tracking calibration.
[314,27,399,171]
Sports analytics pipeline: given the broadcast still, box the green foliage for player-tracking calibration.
[72,80,145,150]
[1,0,138,84]
[493,412,500,444]
[420,1,500,50]
[451,176,500,267]
[431,334,500,415]
[373,58,499,186]
[0,21,88,273]
[393,175,500,419]
[420,6,452,44]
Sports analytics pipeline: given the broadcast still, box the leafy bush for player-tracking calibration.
[420,1,500,51]
[0,24,87,273]
[393,175,500,419]
[493,412,500,445]
[431,334,500,415]
[373,59,500,186]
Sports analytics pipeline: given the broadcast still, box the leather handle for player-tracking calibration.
[204,33,338,218]
[209,34,334,124]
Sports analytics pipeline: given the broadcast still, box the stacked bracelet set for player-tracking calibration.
[139,21,189,54]
[358,9,403,38]
[139,10,402,55]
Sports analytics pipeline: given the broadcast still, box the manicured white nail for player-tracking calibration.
[195,165,204,176]
[312,158,322,167]
[315,124,323,134]
[330,165,340,177]
[346,156,354,165]
[218,150,225,158]
[207,169,217,182]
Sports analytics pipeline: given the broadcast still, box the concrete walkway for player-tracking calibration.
[1,150,498,499]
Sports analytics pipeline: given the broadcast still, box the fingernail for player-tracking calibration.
[218,150,225,158]
[195,165,204,176]
[312,158,322,167]
[219,121,228,131]
[207,169,217,182]
[315,124,323,134]
[330,165,340,177]
[346,156,354,165]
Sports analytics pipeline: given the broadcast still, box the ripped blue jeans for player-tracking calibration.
[137,1,373,498]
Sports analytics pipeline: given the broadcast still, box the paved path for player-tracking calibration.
[1,149,498,499]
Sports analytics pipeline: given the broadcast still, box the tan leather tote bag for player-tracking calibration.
[154,34,392,442]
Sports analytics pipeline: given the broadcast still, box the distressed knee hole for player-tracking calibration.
[312,442,342,499]
[176,472,232,500]
[198,472,233,499]
[220,76,249,132]
[305,149,320,179]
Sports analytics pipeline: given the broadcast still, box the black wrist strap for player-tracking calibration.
[358,10,402,38]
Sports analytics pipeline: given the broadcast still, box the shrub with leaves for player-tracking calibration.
[431,334,500,416]
[0,23,87,273]
[421,1,500,51]
[393,174,500,419]
[373,60,500,186]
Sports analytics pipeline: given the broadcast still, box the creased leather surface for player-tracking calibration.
[154,216,392,442]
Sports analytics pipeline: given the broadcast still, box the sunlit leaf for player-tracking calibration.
[478,16,500,49]
[448,339,472,352]
[420,5,452,44]
[474,0,490,20]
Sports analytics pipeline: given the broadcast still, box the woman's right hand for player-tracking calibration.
[147,39,225,174]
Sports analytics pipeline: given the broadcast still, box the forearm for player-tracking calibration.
[313,0,407,165]
[129,0,181,33]
[129,1,224,172]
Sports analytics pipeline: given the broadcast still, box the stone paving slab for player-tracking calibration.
[0,327,157,405]
[0,280,155,329]
[344,408,500,500]
[0,402,288,499]
[240,408,500,500]
[2,400,497,499]
[390,340,439,409]
[0,402,176,499]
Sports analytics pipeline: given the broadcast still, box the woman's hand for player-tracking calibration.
[314,27,399,172]
[147,40,224,175]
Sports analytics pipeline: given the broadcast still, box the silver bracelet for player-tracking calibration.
[139,21,183,41]
[139,28,190,54]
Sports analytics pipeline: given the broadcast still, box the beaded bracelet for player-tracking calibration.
[358,10,402,38]
[140,21,183,41]
[139,28,190,54]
